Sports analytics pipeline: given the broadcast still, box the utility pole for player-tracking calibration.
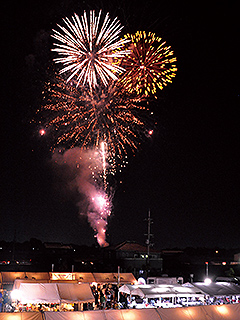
[117,266,120,302]
[12,229,16,262]
[205,262,209,277]
[144,209,153,276]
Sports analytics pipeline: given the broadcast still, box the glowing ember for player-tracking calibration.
[39,129,46,136]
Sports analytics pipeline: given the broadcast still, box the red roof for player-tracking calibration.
[113,241,160,253]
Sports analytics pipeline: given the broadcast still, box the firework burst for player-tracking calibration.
[39,75,153,175]
[121,31,177,97]
[52,10,130,90]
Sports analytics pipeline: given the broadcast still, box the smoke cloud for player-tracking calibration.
[52,147,111,247]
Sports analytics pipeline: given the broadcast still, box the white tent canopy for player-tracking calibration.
[13,279,49,290]
[18,283,60,304]
[15,283,94,304]
[121,284,205,299]
[119,284,137,295]
[184,282,240,297]
[57,283,95,303]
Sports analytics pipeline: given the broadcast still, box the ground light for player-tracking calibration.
[204,278,212,285]
[11,289,21,301]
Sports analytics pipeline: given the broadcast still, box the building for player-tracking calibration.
[103,241,162,278]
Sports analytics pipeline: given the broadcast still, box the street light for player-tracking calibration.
[204,261,211,284]
[204,278,212,285]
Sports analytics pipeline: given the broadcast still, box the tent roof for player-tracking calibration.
[93,272,136,284]
[119,284,137,294]
[0,312,44,320]
[42,304,240,320]
[13,279,49,290]
[57,283,94,303]
[19,283,60,304]
[17,282,94,304]
[130,284,205,298]
[1,272,136,287]
[1,272,50,284]
[189,282,240,297]
[75,272,96,283]
[13,279,80,290]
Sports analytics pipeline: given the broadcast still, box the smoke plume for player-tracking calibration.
[52,147,111,247]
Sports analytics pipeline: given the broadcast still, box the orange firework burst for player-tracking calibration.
[120,31,177,97]
[39,75,153,174]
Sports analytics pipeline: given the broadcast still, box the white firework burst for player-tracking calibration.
[52,10,130,89]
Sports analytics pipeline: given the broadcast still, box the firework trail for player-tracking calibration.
[121,31,177,97]
[100,141,107,190]
[52,10,130,90]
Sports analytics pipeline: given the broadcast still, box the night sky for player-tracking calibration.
[1,1,239,249]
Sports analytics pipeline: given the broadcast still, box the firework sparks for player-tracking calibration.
[52,10,130,90]
[100,141,107,190]
[39,75,153,175]
[121,31,177,97]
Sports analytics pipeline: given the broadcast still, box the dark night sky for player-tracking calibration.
[1,1,239,249]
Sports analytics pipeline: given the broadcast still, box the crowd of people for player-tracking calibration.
[90,283,129,310]
[0,290,12,312]
[0,284,130,313]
